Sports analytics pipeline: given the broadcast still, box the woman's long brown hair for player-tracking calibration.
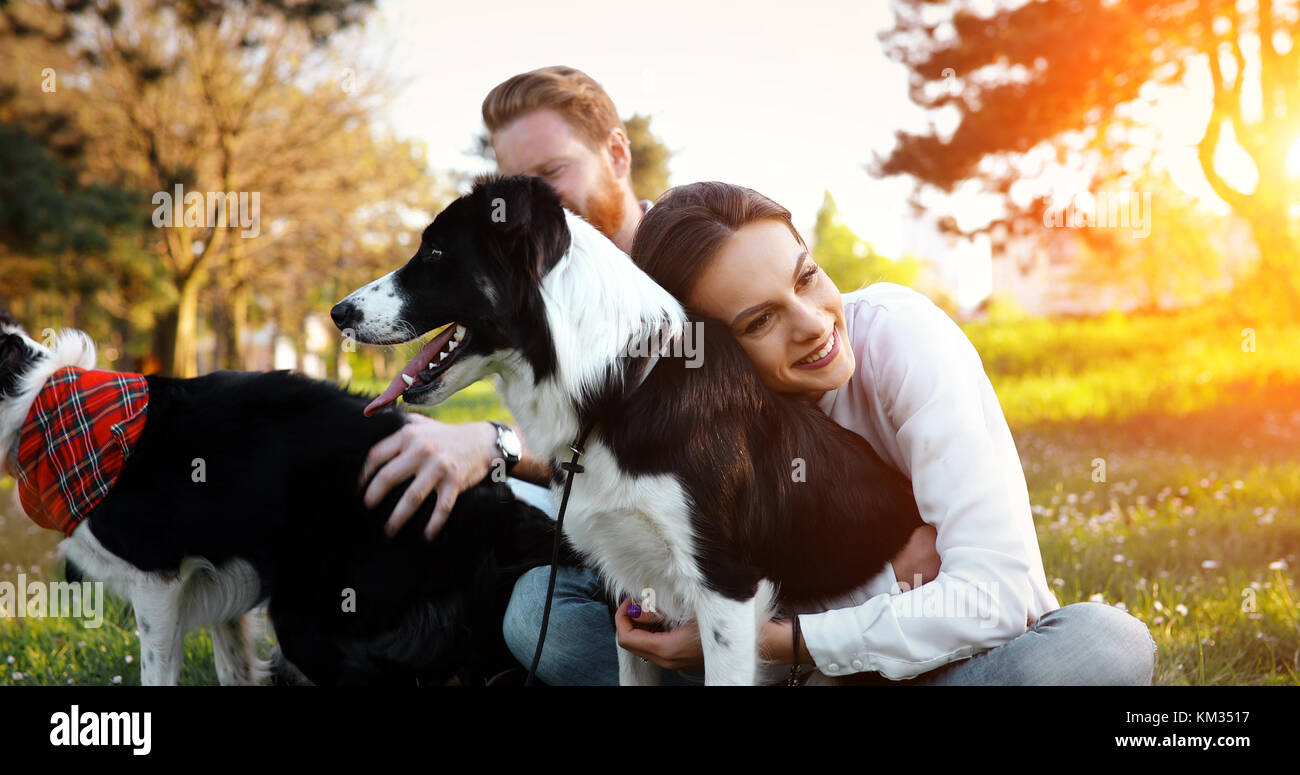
[629,181,807,311]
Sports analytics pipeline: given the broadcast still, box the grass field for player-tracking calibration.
[2,300,1297,685]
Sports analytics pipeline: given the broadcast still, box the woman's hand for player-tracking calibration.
[890,523,941,591]
[359,414,499,541]
[614,597,705,671]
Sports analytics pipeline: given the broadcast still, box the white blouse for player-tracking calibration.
[785,282,1060,682]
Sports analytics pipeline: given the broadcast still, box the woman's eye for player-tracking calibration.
[744,311,773,335]
[797,265,818,288]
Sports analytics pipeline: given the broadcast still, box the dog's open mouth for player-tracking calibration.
[363,323,469,416]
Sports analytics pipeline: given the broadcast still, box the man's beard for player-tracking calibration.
[582,167,626,242]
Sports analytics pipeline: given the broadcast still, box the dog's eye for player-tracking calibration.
[425,247,443,260]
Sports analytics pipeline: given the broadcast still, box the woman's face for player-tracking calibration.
[688,219,854,400]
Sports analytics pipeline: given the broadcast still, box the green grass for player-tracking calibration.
[2,301,1297,684]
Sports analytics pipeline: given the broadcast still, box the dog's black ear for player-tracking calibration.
[0,309,18,329]
[478,175,571,279]
[479,175,550,234]
[0,333,34,384]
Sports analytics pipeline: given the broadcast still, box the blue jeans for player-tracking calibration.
[501,481,1157,686]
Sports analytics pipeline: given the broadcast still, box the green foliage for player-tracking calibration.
[0,122,140,256]
[811,190,922,293]
[624,113,672,202]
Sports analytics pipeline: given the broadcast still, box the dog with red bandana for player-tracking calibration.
[0,309,574,685]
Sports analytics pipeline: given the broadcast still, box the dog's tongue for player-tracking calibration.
[363,374,410,417]
[362,333,450,417]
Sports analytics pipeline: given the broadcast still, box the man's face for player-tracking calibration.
[492,108,626,239]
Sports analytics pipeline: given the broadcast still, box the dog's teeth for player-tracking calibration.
[438,352,448,361]
[447,340,457,351]
[454,324,466,341]
[400,373,415,386]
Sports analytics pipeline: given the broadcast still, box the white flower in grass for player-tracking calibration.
[1232,480,1243,490]
[1175,604,1189,616]
[1089,592,1105,603]
[1201,560,1220,569]
[12,672,23,680]
[1114,602,1127,611]
[1113,554,1126,563]
[1154,600,1163,611]
[1153,616,1165,625]
[1052,578,1064,587]
[125,655,133,664]
[1269,560,1288,571]
[5,655,12,664]
[111,675,122,684]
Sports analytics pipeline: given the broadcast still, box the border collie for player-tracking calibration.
[0,309,570,685]
[332,176,924,685]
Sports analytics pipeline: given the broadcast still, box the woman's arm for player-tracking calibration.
[794,289,1045,680]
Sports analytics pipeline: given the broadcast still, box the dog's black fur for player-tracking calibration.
[1,341,576,685]
[587,317,925,607]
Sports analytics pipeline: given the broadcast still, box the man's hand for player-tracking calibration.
[613,597,705,671]
[359,414,499,541]
[890,523,941,591]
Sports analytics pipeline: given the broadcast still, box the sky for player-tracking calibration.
[354,0,1280,311]
[359,0,960,291]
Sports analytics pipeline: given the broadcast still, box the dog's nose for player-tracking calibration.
[331,300,357,330]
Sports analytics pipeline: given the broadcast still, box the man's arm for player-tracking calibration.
[490,420,554,487]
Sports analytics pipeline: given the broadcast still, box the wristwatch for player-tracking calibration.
[488,421,522,476]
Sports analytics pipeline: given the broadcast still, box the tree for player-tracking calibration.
[624,113,672,201]
[877,0,1300,308]
[811,190,924,293]
[1061,172,1237,312]
[2,0,382,376]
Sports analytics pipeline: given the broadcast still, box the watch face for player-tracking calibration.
[498,425,522,459]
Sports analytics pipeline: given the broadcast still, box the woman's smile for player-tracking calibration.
[793,326,839,369]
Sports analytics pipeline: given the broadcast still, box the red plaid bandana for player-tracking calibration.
[15,366,149,536]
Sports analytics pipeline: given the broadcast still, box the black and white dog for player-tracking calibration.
[332,176,923,685]
[0,309,569,685]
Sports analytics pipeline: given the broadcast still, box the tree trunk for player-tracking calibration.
[152,307,177,376]
[172,272,202,378]
[1243,207,1300,311]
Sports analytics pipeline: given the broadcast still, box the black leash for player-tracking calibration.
[787,614,803,686]
[525,420,595,686]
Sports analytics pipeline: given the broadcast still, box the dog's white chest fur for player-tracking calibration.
[559,443,702,622]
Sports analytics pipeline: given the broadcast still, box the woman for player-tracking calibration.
[502,181,1156,685]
